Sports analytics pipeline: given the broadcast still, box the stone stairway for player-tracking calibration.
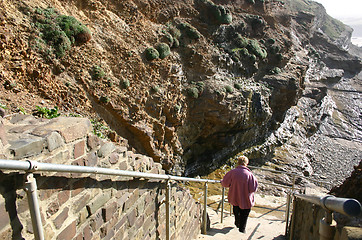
[197,194,287,240]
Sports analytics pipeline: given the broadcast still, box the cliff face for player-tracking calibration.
[0,0,361,181]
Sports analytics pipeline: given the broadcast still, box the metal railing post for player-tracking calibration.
[202,182,208,234]
[289,196,297,240]
[165,180,171,240]
[319,210,336,240]
[291,175,296,192]
[24,173,44,240]
[285,193,291,236]
[319,196,337,240]
[221,187,225,223]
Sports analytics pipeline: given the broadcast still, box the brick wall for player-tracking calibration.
[0,114,202,239]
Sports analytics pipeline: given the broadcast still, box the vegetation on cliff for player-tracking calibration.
[0,0,360,184]
[28,7,91,58]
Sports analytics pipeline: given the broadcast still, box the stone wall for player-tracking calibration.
[0,114,203,239]
[289,197,362,240]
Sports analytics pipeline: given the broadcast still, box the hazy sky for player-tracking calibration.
[313,0,362,23]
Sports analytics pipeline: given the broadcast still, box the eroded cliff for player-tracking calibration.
[0,0,361,182]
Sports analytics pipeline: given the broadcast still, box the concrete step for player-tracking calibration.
[197,208,286,240]
[197,194,288,240]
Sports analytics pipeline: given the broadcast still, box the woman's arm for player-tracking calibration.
[221,171,232,188]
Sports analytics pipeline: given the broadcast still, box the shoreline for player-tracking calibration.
[351,37,362,47]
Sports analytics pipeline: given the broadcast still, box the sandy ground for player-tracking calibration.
[196,194,288,240]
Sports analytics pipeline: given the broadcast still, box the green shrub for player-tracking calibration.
[0,103,7,110]
[270,67,282,74]
[270,45,280,54]
[225,85,234,93]
[156,43,171,59]
[168,26,181,39]
[99,96,110,103]
[34,106,60,119]
[151,85,160,93]
[259,49,268,59]
[34,7,57,19]
[42,24,72,58]
[267,38,275,44]
[145,47,159,61]
[213,5,232,24]
[249,54,257,62]
[187,27,201,40]
[234,83,242,90]
[215,89,222,96]
[120,79,130,89]
[235,35,249,48]
[239,48,250,57]
[31,7,91,58]
[186,87,199,98]
[91,119,109,139]
[247,39,267,59]
[56,15,91,45]
[172,38,180,48]
[276,53,283,62]
[163,32,174,47]
[18,107,27,115]
[200,0,233,24]
[246,15,265,30]
[91,65,105,80]
[195,81,205,92]
[179,23,201,40]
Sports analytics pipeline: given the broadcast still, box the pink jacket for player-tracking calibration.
[221,166,258,209]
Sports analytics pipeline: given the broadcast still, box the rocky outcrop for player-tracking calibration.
[330,160,362,203]
[224,0,362,190]
[0,0,361,187]
[310,32,362,73]
[0,0,306,175]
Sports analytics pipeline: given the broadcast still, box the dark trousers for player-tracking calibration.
[233,206,251,233]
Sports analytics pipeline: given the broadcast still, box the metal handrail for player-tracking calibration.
[294,194,361,217]
[3,159,339,240]
[0,159,220,183]
[0,159,220,240]
[290,194,361,240]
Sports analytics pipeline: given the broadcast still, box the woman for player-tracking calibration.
[221,156,258,233]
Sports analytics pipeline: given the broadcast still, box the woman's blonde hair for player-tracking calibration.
[237,156,249,166]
